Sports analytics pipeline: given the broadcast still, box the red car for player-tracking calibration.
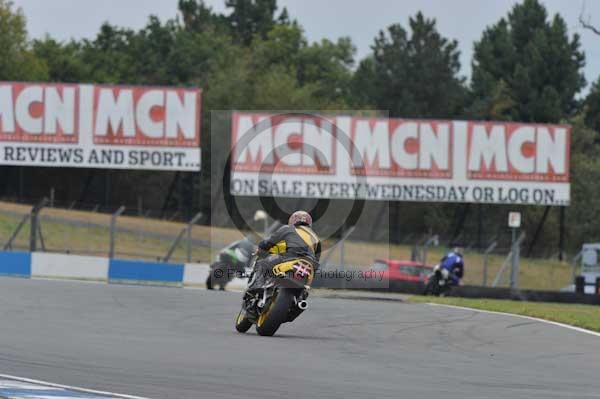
[371,259,433,283]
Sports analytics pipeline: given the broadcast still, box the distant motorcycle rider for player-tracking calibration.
[207,238,255,290]
[248,211,321,290]
[437,248,464,286]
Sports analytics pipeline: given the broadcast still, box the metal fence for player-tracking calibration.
[0,200,222,264]
[0,199,577,291]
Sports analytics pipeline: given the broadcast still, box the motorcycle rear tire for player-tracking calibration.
[256,288,295,337]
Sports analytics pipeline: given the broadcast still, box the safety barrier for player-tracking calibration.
[312,272,600,305]
[0,251,31,277]
[5,250,595,305]
[0,250,247,290]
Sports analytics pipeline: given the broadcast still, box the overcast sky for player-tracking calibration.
[12,0,600,91]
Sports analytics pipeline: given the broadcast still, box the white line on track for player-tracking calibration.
[427,303,600,337]
[0,374,151,399]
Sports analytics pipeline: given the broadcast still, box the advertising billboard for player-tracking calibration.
[0,82,201,171]
[230,112,570,206]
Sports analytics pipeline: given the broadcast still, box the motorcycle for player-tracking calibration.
[235,253,316,336]
[423,264,454,296]
[206,239,255,290]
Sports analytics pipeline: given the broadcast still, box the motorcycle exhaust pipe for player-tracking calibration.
[297,300,308,310]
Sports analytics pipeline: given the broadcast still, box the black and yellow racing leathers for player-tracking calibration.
[248,224,321,290]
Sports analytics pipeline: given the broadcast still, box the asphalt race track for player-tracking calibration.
[0,277,599,399]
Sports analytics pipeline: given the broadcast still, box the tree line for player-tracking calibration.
[1,0,599,256]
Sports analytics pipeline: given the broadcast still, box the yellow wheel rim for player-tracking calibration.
[236,311,245,325]
[257,294,277,327]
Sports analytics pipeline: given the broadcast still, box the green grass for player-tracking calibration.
[410,295,600,332]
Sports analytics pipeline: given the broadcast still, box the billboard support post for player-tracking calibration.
[559,207,566,261]
[18,167,24,202]
[105,171,111,209]
[477,204,483,251]
[109,206,126,259]
[482,240,498,286]
[162,172,180,219]
[508,212,522,289]
[422,235,439,266]
[527,206,550,257]
[510,227,519,289]
[340,224,346,281]
[451,204,470,245]
[29,198,49,252]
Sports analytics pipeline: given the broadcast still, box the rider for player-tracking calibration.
[438,247,464,286]
[248,210,321,290]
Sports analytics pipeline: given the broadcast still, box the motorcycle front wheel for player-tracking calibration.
[255,288,295,337]
[235,308,253,333]
[424,275,439,296]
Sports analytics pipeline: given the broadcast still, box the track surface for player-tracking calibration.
[0,277,599,399]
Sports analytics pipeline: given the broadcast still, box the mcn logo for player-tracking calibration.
[350,118,451,178]
[467,122,569,182]
[0,83,201,147]
[232,113,335,174]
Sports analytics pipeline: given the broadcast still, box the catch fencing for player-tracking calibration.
[0,199,578,292]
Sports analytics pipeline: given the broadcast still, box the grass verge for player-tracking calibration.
[410,295,600,333]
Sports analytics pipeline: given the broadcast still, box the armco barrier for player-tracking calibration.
[0,251,250,290]
[312,273,600,305]
[450,285,600,305]
[4,251,596,304]
[183,263,210,286]
[108,259,184,285]
[32,253,108,281]
[0,251,31,277]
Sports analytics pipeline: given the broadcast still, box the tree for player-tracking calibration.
[33,38,91,82]
[250,22,305,71]
[351,12,466,118]
[78,23,138,83]
[297,37,355,104]
[248,23,355,107]
[225,0,287,45]
[0,0,47,80]
[471,0,585,122]
[563,114,600,249]
[579,2,600,36]
[178,0,229,34]
[585,77,600,133]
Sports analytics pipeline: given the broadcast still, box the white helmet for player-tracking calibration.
[288,210,312,227]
